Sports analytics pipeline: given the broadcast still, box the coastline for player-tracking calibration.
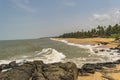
[53,38,117,48]
[52,38,120,80]
[51,38,120,62]
[0,38,120,80]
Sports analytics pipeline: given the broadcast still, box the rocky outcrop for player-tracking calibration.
[0,61,78,80]
[0,61,19,72]
[1,59,120,80]
[78,60,120,76]
[114,38,120,49]
[78,60,120,80]
[100,42,109,45]
[114,38,120,43]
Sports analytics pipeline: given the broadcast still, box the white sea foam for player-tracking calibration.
[0,48,66,65]
[2,68,12,72]
[50,38,97,53]
[64,57,106,68]
[50,38,120,63]
[0,60,11,65]
[50,38,68,43]
[20,48,66,64]
[34,48,66,63]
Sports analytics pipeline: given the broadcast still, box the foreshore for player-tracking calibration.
[53,38,120,80]
[1,60,120,80]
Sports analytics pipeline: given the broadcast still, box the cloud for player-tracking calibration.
[11,0,36,13]
[90,9,120,25]
[115,10,120,18]
[93,14,111,21]
[115,10,120,14]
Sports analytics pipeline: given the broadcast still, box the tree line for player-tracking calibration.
[58,24,120,38]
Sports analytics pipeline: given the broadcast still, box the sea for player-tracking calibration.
[0,38,120,68]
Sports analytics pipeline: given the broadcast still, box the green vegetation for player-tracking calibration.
[109,34,120,38]
[59,24,120,38]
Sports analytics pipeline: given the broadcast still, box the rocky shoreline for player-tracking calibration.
[78,59,120,80]
[1,59,120,80]
[0,60,78,80]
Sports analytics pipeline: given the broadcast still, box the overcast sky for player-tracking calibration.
[1,0,120,40]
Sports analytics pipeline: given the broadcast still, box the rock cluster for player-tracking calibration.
[78,59,120,76]
[0,61,78,80]
[114,38,120,43]
[1,59,120,80]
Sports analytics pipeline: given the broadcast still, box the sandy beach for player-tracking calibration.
[55,38,117,48]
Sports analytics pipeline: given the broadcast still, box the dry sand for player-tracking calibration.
[77,72,103,80]
[55,38,117,48]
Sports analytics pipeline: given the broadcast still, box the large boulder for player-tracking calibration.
[79,62,116,75]
[42,62,78,80]
[0,61,18,72]
[0,62,35,80]
[0,61,78,80]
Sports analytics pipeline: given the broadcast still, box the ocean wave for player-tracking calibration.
[50,38,97,53]
[35,48,66,63]
[0,48,66,65]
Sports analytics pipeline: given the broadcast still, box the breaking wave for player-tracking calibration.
[0,48,66,65]
[35,48,66,63]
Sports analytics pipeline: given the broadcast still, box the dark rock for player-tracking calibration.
[42,62,78,80]
[79,62,116,75]
[114,38,120,43]
[78,68,89,76]
[109,47,120,51]
[0,62,35,80]
[9,61,18,68]
[93,49,98,53]
[101,62,116,68]
[0,61,19,72]
[100,42,109,45]
[99,49,105,52]
[80,64,96,74]
[115,47,120,50]
[31,70,46,80]
[0,64,10,71]
[95,62,116,68]
[110,48,115,50]
[0,61,78,80]
[98,43,100,45]
[113,59,120,64]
